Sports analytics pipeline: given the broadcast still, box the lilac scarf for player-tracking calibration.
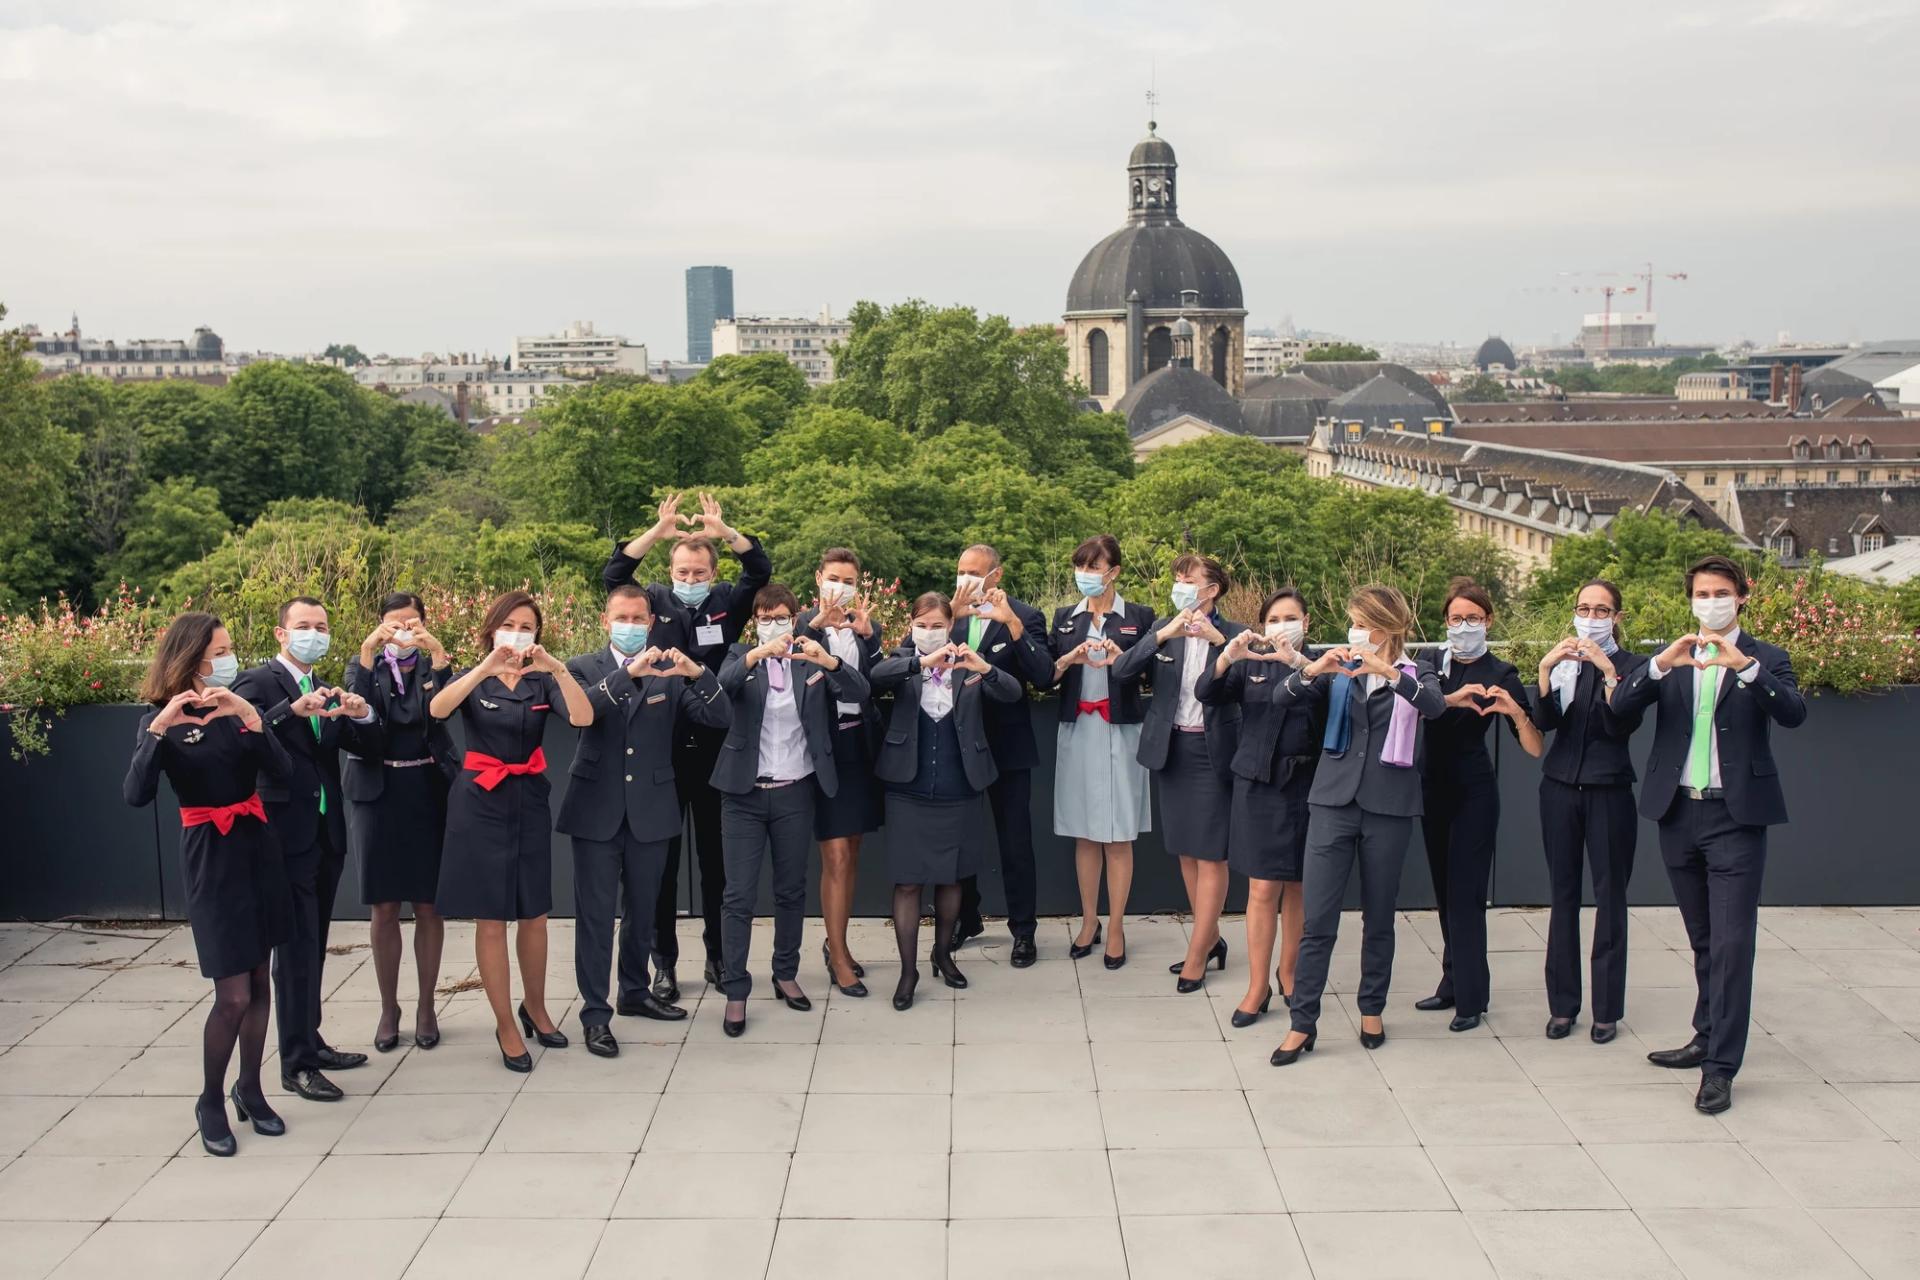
[1324,659,1421,768]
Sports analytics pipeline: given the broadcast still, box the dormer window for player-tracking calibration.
[1859,440,1874,459]
[1792,440,1810,460]
[1863,533,1885,553]
[1777,535,1795,558]
[1825,441,1841,460]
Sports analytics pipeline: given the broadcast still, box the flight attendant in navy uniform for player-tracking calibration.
[1049,534,1155,970]
[1414,578,1544,1033]
[1611,555,1806,1115]
[560,584,732,1056]
[797,547,884,997]
[430,590,595,1073]
[1194,587,1325,1026]
[125,611,295,1156]
[871,593,1022,1009]
[602,490,772,1001]
[1531,578,1648,1044]
[1113,552,1244,992]
[343,591,457,1053]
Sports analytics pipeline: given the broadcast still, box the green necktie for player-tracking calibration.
[1687,647,1720,790]
[967,615,986,650]
[297,671,326,814]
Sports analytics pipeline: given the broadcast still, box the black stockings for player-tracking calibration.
[205,963,271,1108]
[892,883,961,971]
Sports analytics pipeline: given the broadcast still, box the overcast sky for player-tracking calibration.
[3,0,1915,359]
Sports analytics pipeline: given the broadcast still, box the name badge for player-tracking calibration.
[805,670,825,686]
[646,692,668,705]
[964,674,982,686]
[1118,625,1139,635]
[695,624,724,647]
[531,704,551,712]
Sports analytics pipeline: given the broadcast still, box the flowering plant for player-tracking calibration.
[0,586,167,758]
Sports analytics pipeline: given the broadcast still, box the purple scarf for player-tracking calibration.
[1378,659,1420,768]
[1324,658,1421,768]
[383,648,419,694]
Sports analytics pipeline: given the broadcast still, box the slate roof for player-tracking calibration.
[1726,483,1920,561]
[1115,364,1245,439]
[1453,398,1790,423]
[1450,417,1920,464]
[1474,336,1517,370]
[1284,361,1449,414]
[1066,223,1244,312]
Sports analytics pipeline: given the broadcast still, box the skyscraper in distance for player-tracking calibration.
[685,265,735,363]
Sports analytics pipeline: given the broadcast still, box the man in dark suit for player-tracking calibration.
[559,585,732,1057]
[601,491,771,1002]
[710,585,870,1037]
[233,597,379,1102]
[1612,555,1806,1114]
[946,544,1055,966]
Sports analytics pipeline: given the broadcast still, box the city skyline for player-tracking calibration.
[4,0,1916,357]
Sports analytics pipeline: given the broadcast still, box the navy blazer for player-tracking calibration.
[1196,651,1326,787]
[600,535,774,673]
[1113,616,1246,777]
[557,648,732,841]
[709,642,872,797]
[953,597,1055,771]
[1273,659,1447,818]
[1046,597,1156,724]
[796,607,884,736]
[869,648,1021,792]
[233,658,380,853]
[1530,647,1649,787]
[341,655,459,802]
[1610,629,1805,827]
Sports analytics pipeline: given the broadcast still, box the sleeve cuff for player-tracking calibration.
[1647,660,1669,681]
[1737,660,1762,684]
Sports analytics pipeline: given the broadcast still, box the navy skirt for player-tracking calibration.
[884,792,980,885]
[1228,761,1315,882]
[1159,730,1231,859]
[815,719,882,839]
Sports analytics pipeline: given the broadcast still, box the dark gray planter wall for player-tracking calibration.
[6,687,1917,921]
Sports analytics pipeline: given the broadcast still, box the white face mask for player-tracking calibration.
[912,625,950,655]
[1573,616,1614,646]
[758,618,794,645]
[385,626,418,659]
[1691,596,1739,634]
[819,580,856,607]
[955,572,986,596]
[1447,621,1489,660]
[1347,625,1379,654]
[1266,619,1305,647]
[495,629,535,652]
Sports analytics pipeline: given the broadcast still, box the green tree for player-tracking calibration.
[0,305,82,607]
[101,477,231,593]
[322,343,370,367]
[1303,343,1381,362]
[1450,373,1510,403]
[1525,508,1742,604]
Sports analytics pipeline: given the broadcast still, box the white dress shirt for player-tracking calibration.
[278,654,375,723]
[1646,625,1761,789]
[920,662,956,722]
[756,661,814,782]
[824,625,864,718]
[1175,635,1207,729]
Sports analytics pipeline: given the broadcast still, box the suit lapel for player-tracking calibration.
[1716,633,1756,712]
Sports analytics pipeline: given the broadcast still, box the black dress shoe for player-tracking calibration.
[948,918,985,951]
[1068,924,1102,960]
[1231,989,1273,1029]
[1414,993,1456,1012]
[931,948,969,990]
[315,1046,368,1071]
[723,1002,747,1037]
[1103,944,1127,971]
[771,980,812,1012]
[230,1084,285,1136]
[821,940,866,980]
[1648,1037,1709,1069]
[415,1023,440,1051]
[373,1014,400,1054]
[652,965,680,1004]
[1696,1073,1733,1114]
[1359,1023,1387,1050]
[1449,1013,1482,1033]
[517,1004,568,1048]
[1169,936,1228,975]
[584,1024,620,1058]
[281,1068,343,1102]
[892,970,919,1011]
[1591,1022,1618,1045]
[496,1031,533,1073]
[1270,1030,1317,1066]
[1010,937,1038,968]
[1546,1017,1575,1040]
[618,993,688,1022]
[196,1097,236,1157]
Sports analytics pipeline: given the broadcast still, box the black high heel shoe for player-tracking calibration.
[822,940,866,980]
[1169,936,1228,974]
[771,979,812,1012]
[1269,1029,1316,1066]
[373,1009,401,1054]
[517,1004,568,1049]
[1231,989,1273,1029]
[931,948,969,990]
[723,1002,747,1038]
[195,1097,237,1157]
[893,970,920,1011]
[1359,1021,1387,1050]
[415,1012,440,1051]
[1068,923,1102,960]
[229,1084,285,1137]
[1103,944,1128,971]
[497,1030,533,1073]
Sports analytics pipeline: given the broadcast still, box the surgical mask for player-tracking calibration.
[1447,621,1489,660]
[385,627,417,660]
[1573,616,1614,646]
[495,629,535,652]
[758,618,793,646]
[672,580,712,608]
[912,625,950,655]
[202,654,238,688]
[955,572,986,596]
[286,629,330,664]
[1074,570,1108,598]
[1346,625,1379,654]
[609,622,650,655]
[1691,596,1739,634]
[1170,582,1201,612]
[819,580,855,607]
[1266,619,1304,648]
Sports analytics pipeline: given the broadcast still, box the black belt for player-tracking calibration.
[1681,786,1724,800]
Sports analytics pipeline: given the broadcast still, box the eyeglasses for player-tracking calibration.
[1445,614,1487,627]
[1574,606,1617,619]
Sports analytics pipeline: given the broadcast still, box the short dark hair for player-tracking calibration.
[1579,578,1623,613]
[1258,586,1309,624]
[141,611,223,705]
[820,547,861,572]
[754,583,800,615]
[1685,555,1749,598]
[377,591,425,620]
[1442,576,1495,618]
[606,583,649,606]
[278,595,324,625]
[1171,552,1230,597]
[479,590,542,653]
[910,591,952,622]
[1072,534,1122,570]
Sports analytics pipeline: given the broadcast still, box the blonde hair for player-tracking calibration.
[1348,584,1415,662]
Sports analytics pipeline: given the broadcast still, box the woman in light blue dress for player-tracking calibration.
[1048,534,1156,969]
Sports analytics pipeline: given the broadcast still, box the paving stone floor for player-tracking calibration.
[3,907,1920,1279]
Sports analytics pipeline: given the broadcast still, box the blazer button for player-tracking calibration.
[625,774,634,782]
[626,747,634,755]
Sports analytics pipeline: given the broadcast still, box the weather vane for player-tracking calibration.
[1146,71,1158,132]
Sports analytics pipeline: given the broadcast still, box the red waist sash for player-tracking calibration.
[1076,699,1112,722]
[463,747,547,791]
[179,793,267,835]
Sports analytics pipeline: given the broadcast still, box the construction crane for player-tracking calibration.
[1533,280,1640,349]
[1634,262,1689,311]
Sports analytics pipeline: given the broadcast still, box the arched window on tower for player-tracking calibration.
[1210,326,1230,387]
[1087,329,1109,396]
[1147,325,1173,371]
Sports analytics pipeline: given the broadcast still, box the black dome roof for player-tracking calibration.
[1066,223,1244,313]
[1114,364,1245,439]
[1475,336,1517,370]
[1129,132,1176,168]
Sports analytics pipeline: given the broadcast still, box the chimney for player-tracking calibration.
[454,381,469,425]
[1786,363,1804,411]
[1768,362,1784,402]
